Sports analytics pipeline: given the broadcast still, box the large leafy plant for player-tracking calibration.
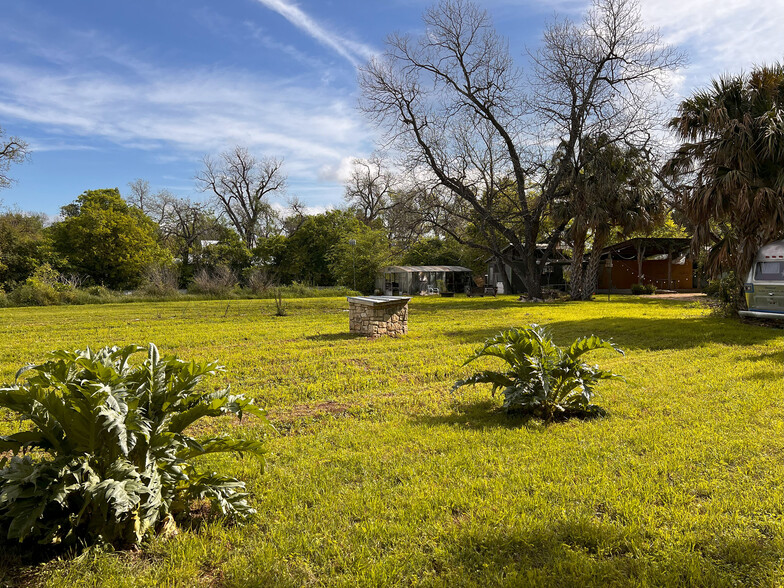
[453,325,624,421]
[0,344,273,547]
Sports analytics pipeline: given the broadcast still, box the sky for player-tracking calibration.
[1,0,783,217]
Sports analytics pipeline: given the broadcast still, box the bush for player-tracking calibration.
[245,267,274,294]
[631,283,657,295]
[0,344,273,548]
[8,279,60,306]
[87,285,112,298]
[141,264,179,296]
[189,266,238,296]
[453,325,624,422]
[704,272,744,316]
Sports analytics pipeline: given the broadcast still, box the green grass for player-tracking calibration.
[0,296,782,587]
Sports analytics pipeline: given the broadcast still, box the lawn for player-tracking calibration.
[0,296,782,587]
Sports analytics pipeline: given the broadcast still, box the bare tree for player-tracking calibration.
[344,155,396,224]
[195,147,285,248]
[0,128,29,190]
[157,195,216,268]
[384,186,430,249]
[282,196,309,235]
[127,178,151,214]
[360,0,683,297]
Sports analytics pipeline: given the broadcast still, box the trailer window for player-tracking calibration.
[755,261,784,281]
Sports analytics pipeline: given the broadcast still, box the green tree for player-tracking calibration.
[0,211,54,288]
[328,226,395,293]
[50,189,170,289]
[664,63,784,302]
[402,236,481,272]
[282,210,366,286]
[564,136,663,300]
[194,226,252,280]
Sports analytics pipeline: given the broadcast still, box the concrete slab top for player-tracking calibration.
[346,295,412,307]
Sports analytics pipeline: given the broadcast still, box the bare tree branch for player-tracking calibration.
[195,146,285,248]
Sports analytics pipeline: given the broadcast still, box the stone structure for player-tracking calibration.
[347,296,411,338]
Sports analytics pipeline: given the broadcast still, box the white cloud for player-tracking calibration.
[639,0,784,92]
[317,155,358,183]
[252,0,376,66]
[0,58,373,192]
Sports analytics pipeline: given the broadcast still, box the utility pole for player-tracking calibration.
[349,238,357,291]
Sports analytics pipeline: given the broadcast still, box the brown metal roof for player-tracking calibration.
[602,237,692,259]
[380,265,473,273]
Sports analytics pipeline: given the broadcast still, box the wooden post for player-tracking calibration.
[667,245,672,290]
[636,241,645,284]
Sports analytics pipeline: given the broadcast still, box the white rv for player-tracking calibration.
[740,240,784,320]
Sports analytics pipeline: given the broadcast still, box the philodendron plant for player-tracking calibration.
[0,343,273,548]
[453,325,624,421]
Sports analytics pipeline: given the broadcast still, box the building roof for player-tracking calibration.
[601,237,692,259]
[380,265,473,273]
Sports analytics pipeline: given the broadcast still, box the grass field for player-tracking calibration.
[0,295,782,587]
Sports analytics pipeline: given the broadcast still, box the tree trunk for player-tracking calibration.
[569,223,588,300]
[581,229,609,300]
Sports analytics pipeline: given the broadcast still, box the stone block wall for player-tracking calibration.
[348,299,409,337]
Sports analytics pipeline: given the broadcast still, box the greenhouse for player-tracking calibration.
[375,266,474,295]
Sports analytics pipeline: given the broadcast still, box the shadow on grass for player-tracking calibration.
[409,297,524,313]
[444,315,782,351]
[439,519,782,586]
[304,332,363,342]
[0,541,79,586]
[412,399,550,432]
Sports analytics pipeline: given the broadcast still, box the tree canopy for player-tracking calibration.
[50,189,171,289]
[360,0,683,298]
[664,62,784,293]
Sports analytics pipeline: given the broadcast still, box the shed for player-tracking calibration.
[376,265,473,295]
[596,237,696,291]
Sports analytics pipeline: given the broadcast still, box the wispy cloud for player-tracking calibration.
[252,0,376,66]
[0,61,369,163]
[640,0,784,92]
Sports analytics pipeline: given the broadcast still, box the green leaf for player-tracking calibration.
[453,325,624,422]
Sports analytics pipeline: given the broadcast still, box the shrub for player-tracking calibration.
[189,266,238,296]
[704,272,742,316]
[0,344,273,548]
[453,325,624,422]
[141,264,179,297]
[273,287,287,316]
[87,285,112,298]
[8,278,60,306]
[245,267,274,294]
[631,283,657,295]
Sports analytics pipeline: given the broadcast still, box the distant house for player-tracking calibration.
[596,237,696,291]
[376,265,473,295]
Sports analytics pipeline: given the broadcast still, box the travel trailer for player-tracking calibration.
[740,240,784,320]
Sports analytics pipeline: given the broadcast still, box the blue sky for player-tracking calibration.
[2,0,783,217]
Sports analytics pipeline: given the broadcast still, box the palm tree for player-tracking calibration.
[664,63,784,304]
[567,136,662,300]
